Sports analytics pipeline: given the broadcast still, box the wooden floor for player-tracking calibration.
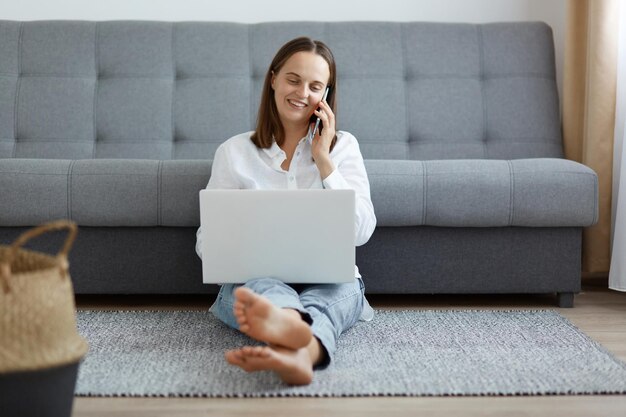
[73,278,626,417]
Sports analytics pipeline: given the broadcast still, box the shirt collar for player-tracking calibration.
[261,126,313,160]
[262,140,283,159]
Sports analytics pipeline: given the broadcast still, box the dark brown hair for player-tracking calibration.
[251,37,338,153]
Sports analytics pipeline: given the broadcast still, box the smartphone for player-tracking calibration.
[309,86,331,140]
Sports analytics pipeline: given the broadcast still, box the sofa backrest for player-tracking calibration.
[0,21,563,161]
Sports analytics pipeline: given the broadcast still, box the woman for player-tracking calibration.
[195,37,376,385]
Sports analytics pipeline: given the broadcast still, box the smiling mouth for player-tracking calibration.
[287,99,308,110]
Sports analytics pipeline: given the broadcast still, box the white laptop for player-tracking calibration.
[199,189,356,284]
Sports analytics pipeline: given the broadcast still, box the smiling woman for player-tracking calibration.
[194,36,377,385]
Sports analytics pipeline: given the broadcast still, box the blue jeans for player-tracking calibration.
[209,277,369,370]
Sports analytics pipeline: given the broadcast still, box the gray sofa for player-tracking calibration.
[0,21,598,307]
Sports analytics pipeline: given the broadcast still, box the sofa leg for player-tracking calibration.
[557,292,575,308]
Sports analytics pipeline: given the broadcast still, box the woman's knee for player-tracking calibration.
[299,279,362,308]
[301,281,364,329]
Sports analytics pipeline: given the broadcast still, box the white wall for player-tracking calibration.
[1,0,567,111]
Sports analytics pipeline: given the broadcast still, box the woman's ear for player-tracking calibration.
[270,70,276,90]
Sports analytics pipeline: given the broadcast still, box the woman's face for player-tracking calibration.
[271,51,330,129]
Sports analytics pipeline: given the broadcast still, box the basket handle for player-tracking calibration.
[0,220,78,292]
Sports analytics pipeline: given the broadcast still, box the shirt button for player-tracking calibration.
[296,151,301,156]
[289,176,294,181]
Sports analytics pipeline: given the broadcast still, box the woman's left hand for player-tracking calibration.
[310,99,336,165]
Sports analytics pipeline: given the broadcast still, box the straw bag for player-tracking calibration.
[0,220,88,374]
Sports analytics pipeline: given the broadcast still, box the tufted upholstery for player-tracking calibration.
[1,21,562,160]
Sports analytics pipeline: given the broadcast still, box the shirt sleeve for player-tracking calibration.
[206,144,240,190]
[322,134,377,246]
[196,144,240,259]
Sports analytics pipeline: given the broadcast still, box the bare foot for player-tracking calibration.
[225,345,314,385]
[233,287,312,350]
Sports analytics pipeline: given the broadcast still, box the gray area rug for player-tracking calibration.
[74,309,626,397]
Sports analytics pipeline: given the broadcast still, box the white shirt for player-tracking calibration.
[195,129,377,320]
[195,129,377,261]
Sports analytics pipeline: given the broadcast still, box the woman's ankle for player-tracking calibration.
[306,336,327,367]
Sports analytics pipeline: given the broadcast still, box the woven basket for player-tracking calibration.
[0,220,88,374]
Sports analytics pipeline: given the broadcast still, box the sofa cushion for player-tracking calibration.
[368,158,598,227]
[0,159,211,227]
[0,158,597,228]
[0,159,71,224]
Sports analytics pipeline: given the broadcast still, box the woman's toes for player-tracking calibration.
[234,287,255,304]
[224,350,242,365]
[233,304,248,325]
[251,346,266,356]
[257,346,271,357]
[238,345,268,358]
